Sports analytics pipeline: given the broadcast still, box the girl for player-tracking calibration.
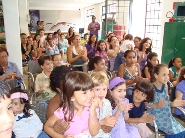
[90,71,116,138]
[58,34,69,60]
[95,40,109,65]
[67,35,88,71]
[107,77,141,138]
[11,88,49,138]
[120,34,135,52]
[168,57,182,86]
[44,33,53,48]
[125,80,155,138]
[175,66,185,119]
[0,81,14,138]
[134,37,141,50]
[86,34,98,59]
[88,56,106,73]
[147,64,185,138]
[118,50,142,95]
[107,36,120,72]
[142,52,159,80]
[44,71,100,137]
[137,37,152,70]
[46,38,59,56]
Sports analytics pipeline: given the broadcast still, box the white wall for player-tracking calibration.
[40,10,81,32]
[131,0,146,38]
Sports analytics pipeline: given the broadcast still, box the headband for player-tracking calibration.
[109,77,125,90]
[11,92,28,101]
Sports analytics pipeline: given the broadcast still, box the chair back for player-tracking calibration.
[28,60,42,74]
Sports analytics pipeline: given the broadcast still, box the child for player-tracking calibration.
[46,38,59,56]
[44,71,100,137]
[168,57,182,86]
[147,64,185,137]
[88,56,106,73]
[142,52,158,80]
[120,34,135,52]
[35,55,56,106]
[90,71,116,138]
[95,40,109,65]
[81,33,89,46]
[134,37,141,50]
[0,81,14,138]
[53,32,59,45]
[126,80,155,138]
[175,66,185,119]
[107,77,141,138]
[118,50,143,95]
[58,34,68,60]
[11,88,49,138]
[52,54,70,68]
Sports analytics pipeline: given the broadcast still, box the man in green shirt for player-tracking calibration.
[36,21,44,34]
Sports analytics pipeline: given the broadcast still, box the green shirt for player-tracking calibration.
[36,25,40,34]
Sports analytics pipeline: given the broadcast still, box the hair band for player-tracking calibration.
[109,77,125,90]
[11,92,28,101]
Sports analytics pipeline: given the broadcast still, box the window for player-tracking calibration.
[145,0,162,52]
[86,8,94,24]
[102,3,116,21]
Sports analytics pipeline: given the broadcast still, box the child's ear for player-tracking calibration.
[40,65,44,70]
[183,74,185,79]
[71,96,75,102]
[148,59,151,63]
[154,73,158,79]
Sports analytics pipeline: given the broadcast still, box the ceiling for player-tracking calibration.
[28,0,105,10]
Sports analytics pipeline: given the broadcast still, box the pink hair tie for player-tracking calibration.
[11,92,28,101]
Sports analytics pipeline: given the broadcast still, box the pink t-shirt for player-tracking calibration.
[54,107,90,137]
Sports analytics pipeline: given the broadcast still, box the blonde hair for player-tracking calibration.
[90,71,109,87]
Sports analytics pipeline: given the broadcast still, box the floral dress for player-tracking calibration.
[147,84,185,138]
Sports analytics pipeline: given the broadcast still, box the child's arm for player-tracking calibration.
[44,114,68,138]
[125,112,155,124]
[89,97,101,136]
[144,67,151,80]
[147,100,166,109]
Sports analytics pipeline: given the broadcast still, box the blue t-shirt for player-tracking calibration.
[126,95,145,118]
[85,43,96,59]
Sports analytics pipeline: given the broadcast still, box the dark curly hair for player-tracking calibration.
[10,88,32,117]
[139,37,152,54]
[168,57,182,68]
[88,56,103,71]
[96,40,107,52]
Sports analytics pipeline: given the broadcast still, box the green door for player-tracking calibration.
[175,23,185,66]
[161,22,178,65]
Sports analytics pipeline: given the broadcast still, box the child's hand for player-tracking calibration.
[133,76,141,83]
[53,119,70,134]
[171,99,185,107]
[118,102,133,112]
[156,99,166,108]
[101,125,112,133]
[91,97,100,109]
[102,116,116,127]
[140,112,155,123]
[64,134,74,138]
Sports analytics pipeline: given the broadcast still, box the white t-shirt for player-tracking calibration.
[120,40,135,52]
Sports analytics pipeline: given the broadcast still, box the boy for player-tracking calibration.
[0,80,14,138]
[35,55,55,106]
[39,29,46,47]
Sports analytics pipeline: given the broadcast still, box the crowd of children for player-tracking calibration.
[1,14,185,138]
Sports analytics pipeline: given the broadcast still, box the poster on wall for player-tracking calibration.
[29,10,40,31]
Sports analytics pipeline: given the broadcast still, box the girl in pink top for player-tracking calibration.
[95,40,109,65]
[44,71,101,138]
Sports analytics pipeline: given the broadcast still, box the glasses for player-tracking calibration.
[0,55,8,59]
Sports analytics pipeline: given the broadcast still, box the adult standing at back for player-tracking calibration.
[88,15,100,38]
[66,27,75,45]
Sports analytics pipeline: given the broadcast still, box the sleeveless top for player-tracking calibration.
[89,22,99,36]
[107,49,116,72]
[95,51,108,64]
[71,46,85,66]
[123,64,139,88]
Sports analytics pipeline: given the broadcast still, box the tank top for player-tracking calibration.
[71,46,85,66]
[89,22,99,36]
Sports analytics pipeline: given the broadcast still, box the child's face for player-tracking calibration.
[93,83,108,101]
[0,96,14,138]
[41,60,53,72]
[124,52,136,65]
[99,42,106,51]
[134,38,140,48]
[84,35,89,40]
[60,35,65,39]
[154,66,169,84]
[94,59,105,71]
[133,89,147,104]
[40,30,44,36]
[12,98,25,114]
[71,89,94,108]
[53,55,62,67]
[48,40,53,46]
[173,58,182,69]
[91,35,97,42]
[111,83,126,103]
[149,56,158,67]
